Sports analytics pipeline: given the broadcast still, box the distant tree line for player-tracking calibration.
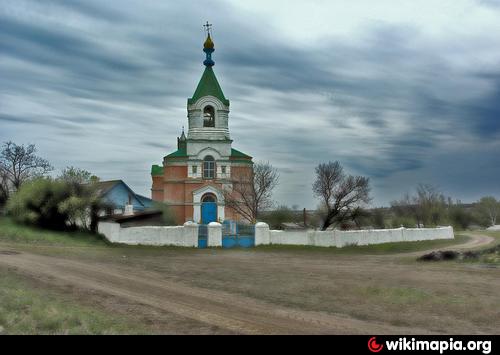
[1,141,498,232]
[259,160,499,231]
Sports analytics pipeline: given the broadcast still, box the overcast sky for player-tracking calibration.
[1,0,500,208]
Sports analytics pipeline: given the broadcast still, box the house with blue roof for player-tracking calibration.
[96,180,153,215]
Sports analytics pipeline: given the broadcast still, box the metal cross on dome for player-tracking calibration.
[203,21,212,35]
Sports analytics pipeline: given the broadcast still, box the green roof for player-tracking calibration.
[230,148,252,160]
[151,165,163,176]
[165,145,187,159]
[188,67,229,106]
[161,147,250,165]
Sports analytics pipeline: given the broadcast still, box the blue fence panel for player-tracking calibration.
[221,222,255,248]
[238,235,255,248]
[222,236,238,248]
[198,224,208,249]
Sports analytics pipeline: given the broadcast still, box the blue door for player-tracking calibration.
[201,202,217,224]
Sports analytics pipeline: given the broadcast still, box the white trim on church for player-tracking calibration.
[192,185,225,223]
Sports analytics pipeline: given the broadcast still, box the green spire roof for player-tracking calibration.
[188,67,229,106]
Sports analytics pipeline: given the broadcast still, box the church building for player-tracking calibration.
[151,28,253,225]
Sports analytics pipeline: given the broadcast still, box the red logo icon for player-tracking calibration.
[368,337,384,353]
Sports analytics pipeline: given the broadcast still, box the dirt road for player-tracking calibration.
[0,250,434,335]
[0,233,497,334]
[398,233,494,257]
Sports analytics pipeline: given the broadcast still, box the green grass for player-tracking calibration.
[0,268,147,334]
[255,234,469,255]
[0,217,107,247]
[357,286,430,305]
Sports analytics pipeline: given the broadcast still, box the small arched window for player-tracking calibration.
[203,155,215,179]
[203,106,215,127]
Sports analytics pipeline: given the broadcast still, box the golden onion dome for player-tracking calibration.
[204,34,214,49]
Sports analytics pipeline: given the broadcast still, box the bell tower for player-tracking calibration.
[187,22,230,142]
[151,23,253,225]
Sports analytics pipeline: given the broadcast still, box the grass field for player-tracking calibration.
[0,268,147,334]
[1,217,499,334]
[0,218,107,247]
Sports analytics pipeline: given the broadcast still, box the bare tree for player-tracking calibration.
[415,184,447,226]
[313,161,371,231]
[476,196,499,226]
[223,162,279,223]
[0,141,53,199]
[391,184,447,227]
[391,192,420,226]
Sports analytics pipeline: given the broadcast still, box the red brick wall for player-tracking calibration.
[165,165,187,180]
[151,162,254,225]
[151,175,164,201]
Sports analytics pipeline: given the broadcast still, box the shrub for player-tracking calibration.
[6,177,104,231]
[259,205,297,230]
[390,216,416,228]
[448,205,474,230]
[371,208,386,229]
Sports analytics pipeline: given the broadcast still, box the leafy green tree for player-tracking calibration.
[7,178,72,230]
[474,196,499,227]
[58,166,99,184]
[7,177,105,232]
[448,204,474,230]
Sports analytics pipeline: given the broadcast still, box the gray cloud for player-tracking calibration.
[1,0,499,208]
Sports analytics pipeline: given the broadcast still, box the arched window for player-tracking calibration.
[203,106,215,127]
[202,193,216,203]
[203,155,215,179]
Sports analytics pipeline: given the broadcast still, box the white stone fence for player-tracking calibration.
[98,221,201,247]
[255,222,454,248]
[98,221,453,248]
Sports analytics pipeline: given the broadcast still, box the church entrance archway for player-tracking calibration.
[201,193,217,224]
